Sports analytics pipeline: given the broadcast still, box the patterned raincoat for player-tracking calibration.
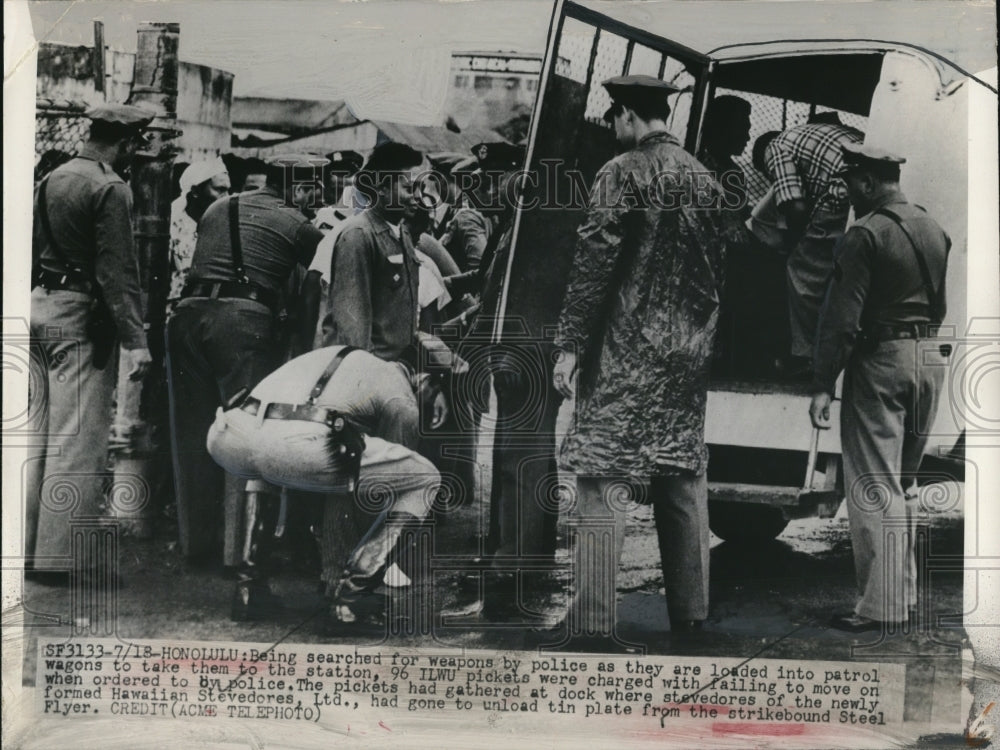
[554,131,727,479]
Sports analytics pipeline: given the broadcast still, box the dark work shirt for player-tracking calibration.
[812,192,950,394]
[32,146,146,349]
[188,187,323,294]
[323,210,420,362]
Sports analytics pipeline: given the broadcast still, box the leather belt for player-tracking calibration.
[240,395,355,431]
[238,396,366,473]
[868,322,934,343]
[181,281,280,315]
[33,268,94,295]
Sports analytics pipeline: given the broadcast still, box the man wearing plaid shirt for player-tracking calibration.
[765,116,863,373]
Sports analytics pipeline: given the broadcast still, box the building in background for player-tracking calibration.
[34,41,233,165]
[445,51,542,141]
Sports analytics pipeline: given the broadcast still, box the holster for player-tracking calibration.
[855,328,879,356]
[87,293,118,370]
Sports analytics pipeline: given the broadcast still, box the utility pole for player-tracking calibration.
[93,21,106,100]
[111,23,181,537]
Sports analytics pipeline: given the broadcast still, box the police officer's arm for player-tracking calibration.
[416,233,461,277]
[553,161,629,396]
[809,226,874,428]
[93,181,151,379]
[764,140,808,237]
[325,226,374,351]
[299,270,323,352]
[454,209,491,272]
[293,220,325,268]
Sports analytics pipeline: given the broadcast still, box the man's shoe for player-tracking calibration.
[671,619,704,633]
[829,612,905,633]
[321,594,388,636]
[527,621,642,653]
[231,577,282,621]
[25,570,70,587]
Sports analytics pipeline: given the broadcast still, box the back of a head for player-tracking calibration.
[242,158,268,190]
[265,154,329,196]
[705,95,751,125]
[89,119,136,145]
[752,131,781,174]
[864,162,902,185]
[622,93,672,124]
[362,142,424,178]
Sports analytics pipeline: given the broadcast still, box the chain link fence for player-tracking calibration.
[34,101,90,181]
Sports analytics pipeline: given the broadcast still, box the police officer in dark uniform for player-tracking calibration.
[443,142,561,620]
[27,103,155,579]
[809,143,950,632]
[439,145,494,274]
[166,153,326,565]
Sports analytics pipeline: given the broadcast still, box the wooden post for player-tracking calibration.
[111,23,180,537]
[92,21,106,99]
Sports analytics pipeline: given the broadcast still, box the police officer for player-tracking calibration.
[166,153,326,566]
[439,146,493,273]
[466,142,561,557]
[27,103,155,580]
[809,143,950,632]
[206,337,461,626]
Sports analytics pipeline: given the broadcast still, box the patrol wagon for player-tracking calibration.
[497,0,997,541]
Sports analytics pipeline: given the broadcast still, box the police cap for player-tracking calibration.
[427,151,468,174]
[266,152,330,186]
[471,142,525,172]
[451,156,480,175]
[85,103,155,131]
[602,74,679,122]
[837,142,906,176]
[325,150,365,174]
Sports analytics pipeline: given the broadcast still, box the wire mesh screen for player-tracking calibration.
[628,44,663,78]
[35,105,90,179]
[553,15,699,146]
[554,16,595,84]
[583,31,630,120]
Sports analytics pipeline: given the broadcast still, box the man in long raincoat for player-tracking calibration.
[552,75,728,643]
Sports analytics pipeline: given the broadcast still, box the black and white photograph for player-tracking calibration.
[3,0,998,747]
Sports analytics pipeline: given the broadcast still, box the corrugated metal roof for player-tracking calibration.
[229,120,509,159]
[231,97,357,136]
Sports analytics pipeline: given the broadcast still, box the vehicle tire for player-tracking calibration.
[709,502,788,543]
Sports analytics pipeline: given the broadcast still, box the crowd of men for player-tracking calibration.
[26,70,950,644]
